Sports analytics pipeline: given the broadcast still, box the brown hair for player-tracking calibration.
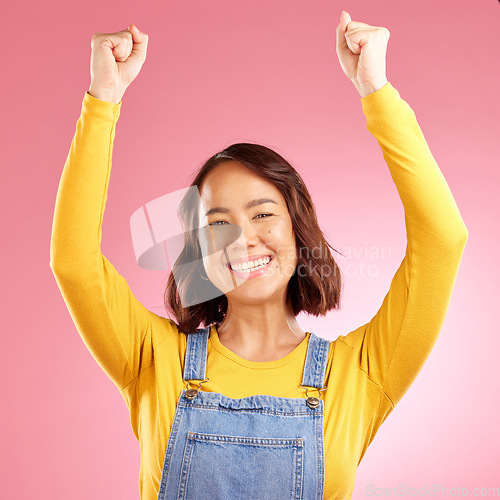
[164,142,342,334]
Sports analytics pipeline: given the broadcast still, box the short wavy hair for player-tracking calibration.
[164,142,342,334]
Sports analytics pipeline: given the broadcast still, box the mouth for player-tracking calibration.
[226,255,274,275]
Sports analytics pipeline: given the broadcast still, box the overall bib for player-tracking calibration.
[157,327,330,500]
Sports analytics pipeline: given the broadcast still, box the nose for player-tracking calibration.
[231,219,260,251]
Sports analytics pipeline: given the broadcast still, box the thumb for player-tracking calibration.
[336,11,352,54]
[128,24,149,60]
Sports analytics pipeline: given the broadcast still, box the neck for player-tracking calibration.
[216,295,306,361]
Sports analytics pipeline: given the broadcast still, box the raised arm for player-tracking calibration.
[49,25,168,393]
[334,12,468,407]
[343,82,468,407]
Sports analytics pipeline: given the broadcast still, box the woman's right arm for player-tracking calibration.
[49,26,172,393]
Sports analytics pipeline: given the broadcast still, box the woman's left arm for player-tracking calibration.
[357,82,468,407]
[335,12,468,408]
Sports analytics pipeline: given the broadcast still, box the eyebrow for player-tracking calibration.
[205,198,278,217]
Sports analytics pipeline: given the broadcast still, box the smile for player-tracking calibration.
[227,255,273,274]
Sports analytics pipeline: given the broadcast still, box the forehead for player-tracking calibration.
[199,161,286,209]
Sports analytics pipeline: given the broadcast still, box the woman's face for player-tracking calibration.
[198,161,297,305]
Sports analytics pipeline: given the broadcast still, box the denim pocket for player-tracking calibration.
[177,432,304,499]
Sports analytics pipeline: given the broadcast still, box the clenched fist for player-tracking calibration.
[88,24,149,104]
[336,11,390,98]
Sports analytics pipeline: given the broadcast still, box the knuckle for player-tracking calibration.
[91,33,108,45]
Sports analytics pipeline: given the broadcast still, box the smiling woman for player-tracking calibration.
[49,11,468,500]
[164,143,343,336]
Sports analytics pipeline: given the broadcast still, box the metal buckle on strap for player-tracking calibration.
[300,384,327,409]
[184,378,210,400]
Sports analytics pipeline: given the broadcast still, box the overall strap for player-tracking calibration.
[301,332,331,389]
[183,326,210,381]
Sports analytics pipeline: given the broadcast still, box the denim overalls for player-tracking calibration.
[157,326,331,500]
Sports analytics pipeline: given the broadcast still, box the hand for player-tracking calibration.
[336,11,390,98]
[88,24,149,104]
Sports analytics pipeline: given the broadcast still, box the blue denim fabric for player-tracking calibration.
[157,327,330,500]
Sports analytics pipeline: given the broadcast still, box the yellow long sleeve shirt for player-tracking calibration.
[50,82,468,499]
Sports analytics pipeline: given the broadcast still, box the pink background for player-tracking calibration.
[2,0,498,498]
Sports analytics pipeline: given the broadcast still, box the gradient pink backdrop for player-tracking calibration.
[2,0,498,498]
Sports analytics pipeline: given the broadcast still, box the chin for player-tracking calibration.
[229,284,286,303]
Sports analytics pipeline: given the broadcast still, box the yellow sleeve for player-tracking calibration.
[49,91,174,393]
[339,83,468,408]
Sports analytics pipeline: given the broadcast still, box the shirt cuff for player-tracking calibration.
[83,91,122,121]
[360,82,400,115]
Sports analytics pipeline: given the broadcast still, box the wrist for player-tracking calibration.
[356,78,388,98]
[88,84,123,105]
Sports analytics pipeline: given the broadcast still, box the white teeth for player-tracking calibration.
[230,256,271,272]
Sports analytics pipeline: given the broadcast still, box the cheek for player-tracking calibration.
[268,226,297,262]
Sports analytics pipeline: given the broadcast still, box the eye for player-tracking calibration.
[208,214,273,226]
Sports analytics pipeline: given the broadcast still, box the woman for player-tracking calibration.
[50,11,468,499]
